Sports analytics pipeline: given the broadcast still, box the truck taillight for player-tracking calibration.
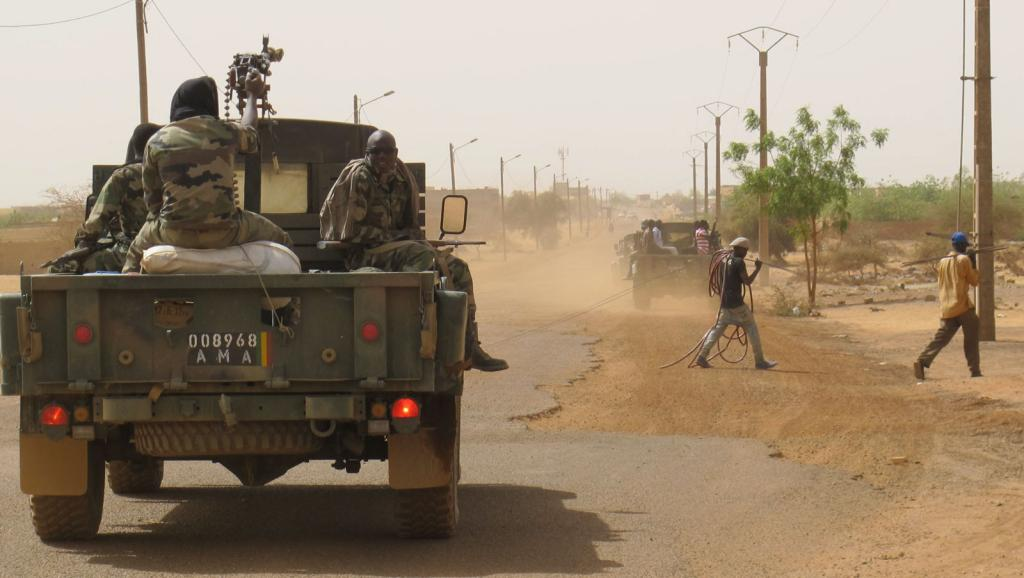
[360,321,380,343]
[40,403,69,427]
[73,323,94,345]
[391,398,420,419]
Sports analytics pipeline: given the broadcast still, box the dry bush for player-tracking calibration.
[766,286,811,317]
[822,239,889,281]
[43,185,90,245]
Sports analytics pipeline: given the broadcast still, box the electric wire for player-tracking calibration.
[802,0,839,40]
[770,0,788,25]
[820,0,892,57]
[148,0,207,75]
[956,0,967,231]
[0,0,133,28]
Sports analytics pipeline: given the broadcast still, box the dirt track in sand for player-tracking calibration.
[469,229,1024,576]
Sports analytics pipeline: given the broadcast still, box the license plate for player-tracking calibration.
[187,331,268,366]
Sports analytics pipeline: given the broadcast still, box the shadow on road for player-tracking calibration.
[57,483,622,576]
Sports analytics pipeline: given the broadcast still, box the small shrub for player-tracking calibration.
[765,286,810,317]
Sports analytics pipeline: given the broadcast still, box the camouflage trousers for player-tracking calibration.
[358,241,474,303]
[123,210,292,273]
[48,241,130,274]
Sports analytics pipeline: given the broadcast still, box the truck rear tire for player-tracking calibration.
[396,397,460,539]
[108,458,164,494]
[30,445,104,541]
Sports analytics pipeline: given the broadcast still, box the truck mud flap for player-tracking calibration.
[388,427,455,490]
[20,434,88,496]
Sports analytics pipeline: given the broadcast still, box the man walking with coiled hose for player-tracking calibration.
[695,237,778,370]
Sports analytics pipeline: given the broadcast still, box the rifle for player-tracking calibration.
[901,245,1007,267]
[316,239,486,251]
[39,238,113,271]
[223,35,284,119]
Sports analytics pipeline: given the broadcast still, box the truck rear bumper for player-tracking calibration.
[97,394,366,423]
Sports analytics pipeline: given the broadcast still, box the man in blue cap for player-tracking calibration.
[914,232,981,379]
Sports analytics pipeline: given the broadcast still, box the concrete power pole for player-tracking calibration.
[699,102,737,221]
[135,0,148,123]
[729,27,798,284]
[693,131,715,216]
[975,0,995,340]
[684,151,701,219]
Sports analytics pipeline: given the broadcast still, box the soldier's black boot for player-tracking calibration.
[466,315,509,372]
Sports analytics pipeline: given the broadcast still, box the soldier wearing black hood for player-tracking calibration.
[123,73,291,272]
[48,122,162,273]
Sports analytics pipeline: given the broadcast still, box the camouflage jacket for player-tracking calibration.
[75,163,147,245]
[143,116,257,229]
[319,158,421,244]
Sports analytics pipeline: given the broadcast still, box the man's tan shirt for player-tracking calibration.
[937,252,980,319]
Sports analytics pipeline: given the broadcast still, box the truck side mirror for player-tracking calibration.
[439,195,468,239]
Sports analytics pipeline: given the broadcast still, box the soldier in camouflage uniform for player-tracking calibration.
[123,74,290,272]
[320,130,508,372]
[48,123,161,273]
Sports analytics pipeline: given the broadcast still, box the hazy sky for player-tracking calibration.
[2,0,1022,207]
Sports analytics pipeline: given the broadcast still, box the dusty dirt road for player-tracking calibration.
[0,229,1022,576]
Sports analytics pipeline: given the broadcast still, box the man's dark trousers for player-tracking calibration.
[917,309,980,372]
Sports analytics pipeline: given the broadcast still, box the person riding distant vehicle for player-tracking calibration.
[319,129,508,372]
[123,74,291,272]
[47,123,162,274]
[651,220,679,255]
[694,220,711,256]
[695,237,777,370]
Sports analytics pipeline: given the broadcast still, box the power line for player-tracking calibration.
[148,0,207,75]
[820,0,891,57]
[0,0,133,28]
[802,0,839,40]
[770,0,788,25]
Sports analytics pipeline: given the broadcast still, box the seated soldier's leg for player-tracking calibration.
[233,210,293,247]
[438,252,508,372]
[123,221,159,272]
[365,243,508,372]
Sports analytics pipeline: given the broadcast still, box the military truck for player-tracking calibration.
[631,221,719,309]
[0,118,470,541]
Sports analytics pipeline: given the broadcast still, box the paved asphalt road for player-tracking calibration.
[0,328,886,577]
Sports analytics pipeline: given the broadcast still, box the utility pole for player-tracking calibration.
[693,131,715,216]
[449,143,456,194]
[500,154,521,262]
[134,0,148,123]
[684,151,701,219]
[699,102,737,221]
[353,95,360,126]
[566,175,572,240]
[729,26,798,284]
[975,0,995,340]
[533,164,550,250]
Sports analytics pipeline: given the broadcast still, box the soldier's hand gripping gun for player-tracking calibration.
[39,238,113,271]
[223,35,284,119]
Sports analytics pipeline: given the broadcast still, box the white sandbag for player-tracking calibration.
[141,241,300,309]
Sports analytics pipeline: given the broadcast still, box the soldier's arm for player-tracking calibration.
[76,169,127,245]
[142,142,163,216]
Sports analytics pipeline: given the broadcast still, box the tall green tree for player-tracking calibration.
[725,106,888,309]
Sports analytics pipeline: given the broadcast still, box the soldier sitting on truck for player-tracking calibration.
[320,129,509,372]
[123,74,291,272]
[47,123,162,273]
